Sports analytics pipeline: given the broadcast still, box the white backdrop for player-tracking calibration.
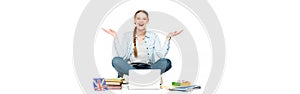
[0,0,299,94]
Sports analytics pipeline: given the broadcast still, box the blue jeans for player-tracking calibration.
[112,57,172,77]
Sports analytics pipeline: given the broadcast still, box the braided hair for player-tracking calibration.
[133,10,149,57]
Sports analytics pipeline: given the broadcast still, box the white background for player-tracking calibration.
[0,0,299,94]
[95,1,212,92]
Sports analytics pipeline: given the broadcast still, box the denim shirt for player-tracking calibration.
[114,31,170,64]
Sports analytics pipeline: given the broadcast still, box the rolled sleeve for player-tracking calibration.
[154,34,170,58]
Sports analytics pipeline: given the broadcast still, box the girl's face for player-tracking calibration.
[134,12,149,31]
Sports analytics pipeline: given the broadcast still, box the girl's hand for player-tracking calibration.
[102,28,117,38]
[167,29,183,40]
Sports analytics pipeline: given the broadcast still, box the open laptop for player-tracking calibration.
[128,69,161,90]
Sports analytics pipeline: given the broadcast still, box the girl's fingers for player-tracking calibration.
[179,29,183,33]
[102,28,107,32]
[174,30,183,36]
[168,29,183,38]
[102,28,111,33]
[109,29,116,33]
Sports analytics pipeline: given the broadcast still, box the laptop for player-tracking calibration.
[128,69,161,90]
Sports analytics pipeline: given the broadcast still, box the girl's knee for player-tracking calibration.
[159,58,171,64]
[112,57,123,66]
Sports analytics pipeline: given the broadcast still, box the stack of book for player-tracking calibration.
[104,78,124,90]
[170,80,201,92]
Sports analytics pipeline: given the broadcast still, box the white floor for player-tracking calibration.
[110,89,201,94]
[108,84,201,94]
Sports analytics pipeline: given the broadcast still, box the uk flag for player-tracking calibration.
[93,78,108,91]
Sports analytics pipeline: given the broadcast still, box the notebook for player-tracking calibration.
[128,69,161,90]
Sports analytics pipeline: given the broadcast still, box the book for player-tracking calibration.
[106,82,122,86]
[93,78,108,91]
[105,78,124,83]
[107,85,122,90]
[169,85,201,92]
[104,78,124,90]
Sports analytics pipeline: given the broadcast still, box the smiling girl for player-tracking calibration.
[102,10,183,78]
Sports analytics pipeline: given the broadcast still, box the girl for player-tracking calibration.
[102,10,183,77]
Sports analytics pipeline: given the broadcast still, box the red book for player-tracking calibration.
[107,85,122,90]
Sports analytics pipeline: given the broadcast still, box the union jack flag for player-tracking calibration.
[93,78,108,91]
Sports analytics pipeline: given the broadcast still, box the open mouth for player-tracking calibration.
[138,23,144,27]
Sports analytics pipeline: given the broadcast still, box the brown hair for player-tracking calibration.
[133,10,149,57]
